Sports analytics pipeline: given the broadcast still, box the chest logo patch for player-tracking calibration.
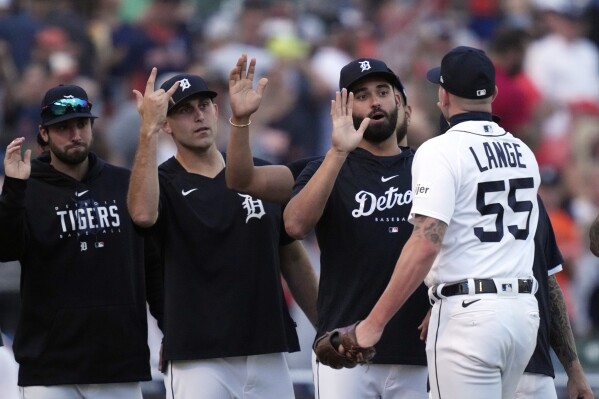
[238,193,265,223]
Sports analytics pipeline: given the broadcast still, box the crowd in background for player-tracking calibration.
[2,0,599,389]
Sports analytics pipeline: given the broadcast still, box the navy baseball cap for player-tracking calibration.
[160,73,217,113]
[339,58,407,104]
[426,46,495,99]
[40,84,98,126]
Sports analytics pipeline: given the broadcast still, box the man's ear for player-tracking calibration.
[404,104,412,125]
[491,85,499,102]
[439,87,450,108]
[38,125,49,144]
[162,120,172,136]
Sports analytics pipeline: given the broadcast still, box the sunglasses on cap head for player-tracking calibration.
[42,97,92,116]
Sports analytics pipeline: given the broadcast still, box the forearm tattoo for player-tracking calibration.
[413,215,447,246]
[548,275,578,368]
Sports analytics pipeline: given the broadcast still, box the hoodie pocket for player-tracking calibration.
[42,304,148,363]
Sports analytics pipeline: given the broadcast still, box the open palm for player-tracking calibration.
[229,54,268,119]
[4,138,31,180]
[331,89,370,154]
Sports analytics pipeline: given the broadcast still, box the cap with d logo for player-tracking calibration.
[160,74,218,113]
[339,58,407,104]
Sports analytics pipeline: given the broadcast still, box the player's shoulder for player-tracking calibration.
[287,156,322,179]
[415,133,454,155]
[102,162,131,177]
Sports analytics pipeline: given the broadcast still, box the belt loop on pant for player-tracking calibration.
[427,286,437,305]
[428,284,447,304]
[435,283,447,299]
[467,278,475,295]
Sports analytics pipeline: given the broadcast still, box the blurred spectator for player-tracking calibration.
[526,3,599,105]
[502,0,536,29]
[0,0,39,74]
[524,2,599,169]
[488,26,539,149]
[29,0,97,77]
[204,0,274,82]
[466,0,502,41]
[261,14,330,161]
[0,39,18,142]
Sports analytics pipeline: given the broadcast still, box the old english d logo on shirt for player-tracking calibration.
[238,194,265,223]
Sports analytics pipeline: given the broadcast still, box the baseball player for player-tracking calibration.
[516,198,593,398]
[0,85,156,398]
[430,117,592,399]
[352,46,541,399]
[279,57,430,398]
[127,66,318,399]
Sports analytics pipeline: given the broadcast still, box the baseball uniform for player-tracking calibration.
[152,155,299,398]
[414,113,541,399]
[293,147,429,398]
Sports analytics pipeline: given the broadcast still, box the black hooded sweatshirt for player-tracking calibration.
[0,152,153,386]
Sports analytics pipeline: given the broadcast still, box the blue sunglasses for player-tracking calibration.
[43,97,92,116]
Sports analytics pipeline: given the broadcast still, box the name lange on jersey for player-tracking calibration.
[469,141,527,172]
[56,204,121,233]
[352,187,412,218]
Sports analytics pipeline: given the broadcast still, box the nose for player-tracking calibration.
[193,106,205,121]
[70,126,83,141]
[370,96,381,109]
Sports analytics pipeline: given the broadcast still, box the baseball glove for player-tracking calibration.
[313,321,376,369]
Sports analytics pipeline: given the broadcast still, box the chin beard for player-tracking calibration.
[49,142,90,165]
[354,107,399,143]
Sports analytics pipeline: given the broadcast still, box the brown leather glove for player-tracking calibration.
[313,321,376,369]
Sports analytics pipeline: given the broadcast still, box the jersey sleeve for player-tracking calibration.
[538,197,564,276]
[286,156,321,180]
[408,139,457,225]
[291,158,324,196]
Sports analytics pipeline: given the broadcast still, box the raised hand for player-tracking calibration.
[4,137,31,180]
[228,54,268,122]
[331,89,370,154]
[133,67,179,134]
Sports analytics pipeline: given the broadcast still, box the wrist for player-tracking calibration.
[328,147,349,159]
[565,359,583,375]
[229,117,251,128]
[140,122,162,136]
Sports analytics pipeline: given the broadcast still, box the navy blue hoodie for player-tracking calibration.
[0,152,153,386]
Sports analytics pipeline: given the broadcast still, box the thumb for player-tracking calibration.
[256,77,269,97]
[132,90,143,112]
[357,117,370,135]
[23,149,31,164]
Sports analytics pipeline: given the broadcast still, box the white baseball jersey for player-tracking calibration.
[409,120,540,287]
